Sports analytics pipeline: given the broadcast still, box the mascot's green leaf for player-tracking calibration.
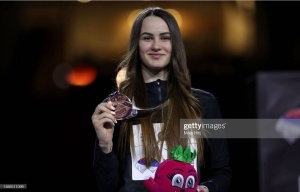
[170,145,196,163]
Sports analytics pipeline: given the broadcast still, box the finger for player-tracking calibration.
[107,101,116,110]
[94,103,107,115]
[92,116,115,130]
[92,111,113,122]
[99,117,115,129]
[98,111,115,121]
[94,102,116,115]
[92,111,117,127]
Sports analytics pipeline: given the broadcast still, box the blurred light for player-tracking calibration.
[77,0,92,3]
[65,65,97,87]
[222,3,256,55]
[116,67,126,88]
[53,63,72,89]
[127,9,142,28]
[236,0,256,13]
[166,9,182,27]
[127,8,182,29]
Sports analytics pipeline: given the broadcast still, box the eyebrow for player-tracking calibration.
[188,170,196,173]
[140,32,171,36]
[172,168,184,172]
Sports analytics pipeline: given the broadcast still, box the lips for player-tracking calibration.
[149,53,163,59]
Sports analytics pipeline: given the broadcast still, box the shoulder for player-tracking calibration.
[192,88,217,103]
[192,88,222,119]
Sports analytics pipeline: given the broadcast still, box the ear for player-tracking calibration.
[144,177,155,192]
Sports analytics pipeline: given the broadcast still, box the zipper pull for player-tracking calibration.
[157,79,161,86]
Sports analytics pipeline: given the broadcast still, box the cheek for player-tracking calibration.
[138,47,146,60]
[164,44,172,53]
[139,42,150,53]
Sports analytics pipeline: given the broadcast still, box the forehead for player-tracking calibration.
[140,16,170,33]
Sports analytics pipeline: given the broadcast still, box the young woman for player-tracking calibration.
[91,7,231,192]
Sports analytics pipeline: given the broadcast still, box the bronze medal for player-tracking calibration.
[108,91,135,120]
[108,91,162,120]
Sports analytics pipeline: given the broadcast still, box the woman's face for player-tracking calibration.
[139,16,172,75]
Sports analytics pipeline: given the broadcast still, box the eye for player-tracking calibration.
[185,175,195,188]
[161,35,171,41]
[142,36,152,41]
[171,174,184,188]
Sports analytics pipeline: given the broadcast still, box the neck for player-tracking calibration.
[142,67,168,83]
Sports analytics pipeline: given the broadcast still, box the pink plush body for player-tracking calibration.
[144,159,199,192]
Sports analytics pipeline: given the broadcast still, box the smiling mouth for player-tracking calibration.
[150,54,163,59]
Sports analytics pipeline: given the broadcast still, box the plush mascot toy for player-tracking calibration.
[144,145,199,192]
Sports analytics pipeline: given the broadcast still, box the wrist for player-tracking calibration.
[197,185,209,192]
[99,141,113,154]
[202,185,209,192]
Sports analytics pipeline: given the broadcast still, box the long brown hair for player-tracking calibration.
[117,6,204,167]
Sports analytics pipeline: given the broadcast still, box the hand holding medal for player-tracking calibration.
[108,91,137,120]
[108,91,162,120]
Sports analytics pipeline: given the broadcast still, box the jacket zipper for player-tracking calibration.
[157,79,162,103]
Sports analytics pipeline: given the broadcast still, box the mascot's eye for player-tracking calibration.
[185,175,195,188]
[171,174,184,188]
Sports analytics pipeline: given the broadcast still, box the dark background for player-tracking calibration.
[0,1,299,192]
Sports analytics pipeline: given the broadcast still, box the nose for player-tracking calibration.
[151,38,161,51]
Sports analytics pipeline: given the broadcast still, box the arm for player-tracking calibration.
[91,100,121,192]
[93,137,120,192]
[198,91,232,192]
[200,138,232,192]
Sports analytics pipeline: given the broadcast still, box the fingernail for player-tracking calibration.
[108,101,116,110]
[111,111,115,115]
